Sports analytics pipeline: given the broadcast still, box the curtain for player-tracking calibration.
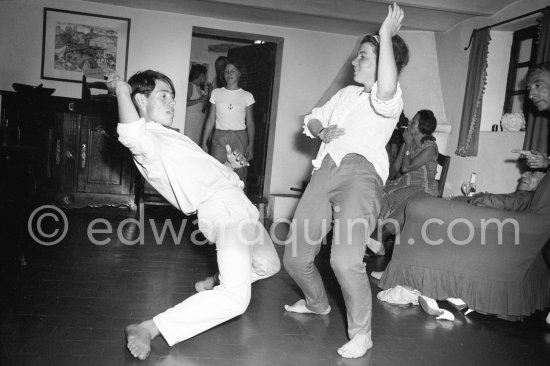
[455,29,491,157]
[523,7,550,154]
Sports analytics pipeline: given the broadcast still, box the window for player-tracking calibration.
[503,25,538,115]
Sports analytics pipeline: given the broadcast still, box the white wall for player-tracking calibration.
[436,0,547,197]
[399,32,448,128]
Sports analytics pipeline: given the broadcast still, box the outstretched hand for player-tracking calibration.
[379,2,404,37]
[225,145,249,169]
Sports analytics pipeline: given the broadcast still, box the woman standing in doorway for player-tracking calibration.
[184,64,208,144]
[201,57,255,186]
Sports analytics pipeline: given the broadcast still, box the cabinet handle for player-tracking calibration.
[81,144,87,169]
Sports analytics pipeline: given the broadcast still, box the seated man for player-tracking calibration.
[107,70,280,360]
[466,158,546,211]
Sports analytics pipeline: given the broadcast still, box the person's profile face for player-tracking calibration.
[143,80,175,126]
[351,42,377,87]
[527,70,550,111]
[409,113,420,135]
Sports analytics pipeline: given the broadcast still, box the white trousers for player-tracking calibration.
[153,188,280,346]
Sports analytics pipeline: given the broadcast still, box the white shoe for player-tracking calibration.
[446,297,468,311]
[546,312,550,325]
[418,295,455,321]
[370,271,383,280]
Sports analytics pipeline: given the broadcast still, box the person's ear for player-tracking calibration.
[134,93,147,108]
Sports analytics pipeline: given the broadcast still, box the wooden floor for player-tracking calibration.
[2,206,550,366]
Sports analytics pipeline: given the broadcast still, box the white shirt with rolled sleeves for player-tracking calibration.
[303,82,403,184]
[117,118,243,215]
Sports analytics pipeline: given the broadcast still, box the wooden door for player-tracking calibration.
[228,43,277,201]
[77,114,133,194]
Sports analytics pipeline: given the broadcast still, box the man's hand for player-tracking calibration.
[225,145,249,169]
[527,150,550,170]
[106,73,131,96]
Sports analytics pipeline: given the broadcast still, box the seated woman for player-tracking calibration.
[369,110,438,256]
[381,109,439,218]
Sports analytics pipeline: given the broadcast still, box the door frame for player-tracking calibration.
[191,26,284,201]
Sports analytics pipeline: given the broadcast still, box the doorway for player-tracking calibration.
[189,27,283,203]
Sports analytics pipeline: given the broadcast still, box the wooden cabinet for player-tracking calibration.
[52,100,136,210]
[1,90,136,211]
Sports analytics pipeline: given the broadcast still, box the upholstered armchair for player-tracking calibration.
[379,174,550,320]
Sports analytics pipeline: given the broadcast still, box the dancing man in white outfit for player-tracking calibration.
[107,70,280,360]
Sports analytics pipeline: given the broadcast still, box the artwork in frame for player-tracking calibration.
[41,8,130,83]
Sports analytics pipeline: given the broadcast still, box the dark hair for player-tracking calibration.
[127,70,175,106]
[225,57,247,88]
[188,64,207,82]
[215,56,228,87]
[360,34,409,74]
[416,109,437,143]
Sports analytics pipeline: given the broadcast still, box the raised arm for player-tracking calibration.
[106,75,139,124]
[376,3,404,100]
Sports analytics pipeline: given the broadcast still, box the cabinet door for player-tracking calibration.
[52,112,81,193]
[77,115,133,194]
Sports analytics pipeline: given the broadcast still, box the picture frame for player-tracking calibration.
[41,8,130,83]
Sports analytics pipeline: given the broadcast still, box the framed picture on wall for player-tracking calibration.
[41,8,130,83]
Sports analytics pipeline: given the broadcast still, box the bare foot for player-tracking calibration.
[195,274,220,292]
[125,323,152,360]
[337,332,373,358]
[284,299,330,315]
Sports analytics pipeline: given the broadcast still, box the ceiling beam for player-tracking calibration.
[353,0,510,16]
[79,0,499,34]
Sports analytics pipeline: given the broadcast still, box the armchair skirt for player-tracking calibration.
[379,197,550,320]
